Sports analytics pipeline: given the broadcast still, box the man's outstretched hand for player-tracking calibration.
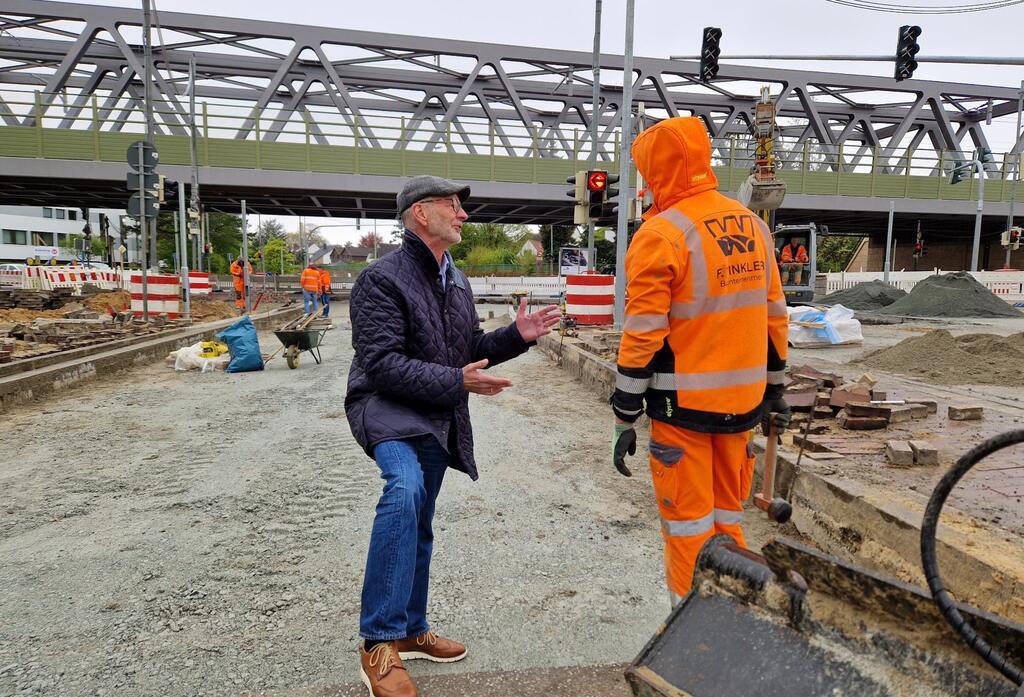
[462,359,513,396]
[514,299,561,342]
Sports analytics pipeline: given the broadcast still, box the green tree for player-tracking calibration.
[817,236,864,273]
[262,237,302,274]
[257,219,287,243]
[451,223,528,261]
[538,224,578,262]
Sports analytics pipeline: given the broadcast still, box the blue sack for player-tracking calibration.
[215,316,264,373]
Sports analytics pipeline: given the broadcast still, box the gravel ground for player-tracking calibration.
[0,308,787,697]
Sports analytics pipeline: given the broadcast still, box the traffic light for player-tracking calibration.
[950,162,972,185]
[699,27,722,83]
[605,173,620,214]
[566,170,588,225]
[585,169,609,219]
[126,140,158,219]
[977,146,993,164]
[160,177,180,204]
[187,207,201,236]
[894,25,921,82]
[1002,226,1021,250]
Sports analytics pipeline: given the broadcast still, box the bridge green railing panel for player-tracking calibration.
[3,122,1024,206]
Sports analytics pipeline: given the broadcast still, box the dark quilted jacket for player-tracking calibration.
[345,230,531,480]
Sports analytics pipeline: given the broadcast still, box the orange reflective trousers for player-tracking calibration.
[648,420,755,604]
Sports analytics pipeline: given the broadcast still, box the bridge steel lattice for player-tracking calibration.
[0,0,1022,228]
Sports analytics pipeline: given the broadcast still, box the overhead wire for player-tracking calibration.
[825,0,1024,13]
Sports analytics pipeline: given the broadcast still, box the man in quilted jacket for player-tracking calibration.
[345,175,560,697]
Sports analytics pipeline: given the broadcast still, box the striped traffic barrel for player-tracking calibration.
[565,274,614,325]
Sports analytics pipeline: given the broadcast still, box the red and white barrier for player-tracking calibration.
[0,270,21,287]
[565,274,615,325]
[45,268,120,291]
[187,271,211,296]
[130,273,180,318]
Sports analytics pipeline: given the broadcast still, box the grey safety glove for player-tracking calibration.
[760,395,792,435]
[613,422,637,477]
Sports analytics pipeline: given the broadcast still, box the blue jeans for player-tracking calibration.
[320,293,330,317]
[302,289,319,314]
[360,436,448,641]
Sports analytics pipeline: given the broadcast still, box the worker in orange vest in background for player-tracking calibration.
[300,261,321,315]
[318,265,332,319]
[229,256,253,313]
[779,239,809,285]
[611,116,790,605]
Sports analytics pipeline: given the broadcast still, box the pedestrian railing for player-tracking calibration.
[1,88,1021,203]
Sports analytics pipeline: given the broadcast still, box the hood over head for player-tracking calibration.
[631,116,719,220]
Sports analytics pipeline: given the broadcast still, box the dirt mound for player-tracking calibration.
[83,290,131,313]
[0,308,67,323]
[878,272,1022,318]
[190,297,237,321]
[862,329,1024,385]
[819,280,906,310]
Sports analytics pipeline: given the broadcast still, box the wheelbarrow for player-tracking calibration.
[272,327,328,369]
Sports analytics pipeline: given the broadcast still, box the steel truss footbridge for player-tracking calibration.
[0,0,1022,239]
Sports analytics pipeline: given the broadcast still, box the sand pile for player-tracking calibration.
[84,290,131,313]
[862,329,1024,385]
[190,297,237,321]
[819,280,906,310]
[878,272,1022,318]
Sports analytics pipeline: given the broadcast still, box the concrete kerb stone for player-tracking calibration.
[536,333,1024,623]
[0,307,304,413]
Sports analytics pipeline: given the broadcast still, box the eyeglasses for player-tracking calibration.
[417,197,463,213]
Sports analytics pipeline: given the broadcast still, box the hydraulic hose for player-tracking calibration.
[920,429,1024,688]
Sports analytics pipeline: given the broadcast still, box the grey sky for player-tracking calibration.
[62,0,1024,244]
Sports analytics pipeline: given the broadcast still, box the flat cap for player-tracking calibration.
[396,175,470,215]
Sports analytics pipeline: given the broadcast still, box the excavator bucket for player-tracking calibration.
[626,535,1024,697]
[737,173,787,212]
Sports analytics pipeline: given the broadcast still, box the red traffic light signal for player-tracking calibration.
[586,170,608,192]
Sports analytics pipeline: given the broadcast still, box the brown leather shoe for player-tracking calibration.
[359,642,417,697]
[395,631,467,663]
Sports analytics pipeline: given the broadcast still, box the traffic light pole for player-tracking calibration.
[587,0,602,254]
[178,183,192,320]
[136,141,149,320]
[241,200,251,314]
[971,160,986,272]
[613,0,635,330]
[1005,80,1023,269]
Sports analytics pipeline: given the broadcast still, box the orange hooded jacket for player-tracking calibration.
[611,117,788,433]
[229,259,252,292]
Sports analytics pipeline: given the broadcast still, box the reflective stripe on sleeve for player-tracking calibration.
[622,313,669,332]
[670,288,768,319]
[714,508,744,526]
[650,366,768,391]
[768,297,788,318]
[766,369,786,385]
[661,511,715,537]
[615,373,651,395]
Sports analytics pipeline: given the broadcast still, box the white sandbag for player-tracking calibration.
[171,341,231,372]
[787,304,862,347]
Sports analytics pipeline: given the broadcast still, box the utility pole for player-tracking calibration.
[971,165,986,272]
[613,0,635,329]
[884,201,894,284]
[189,53,202,273]
[142,0,158,270]
[1005,79,1023,269]
[587,0,602,255]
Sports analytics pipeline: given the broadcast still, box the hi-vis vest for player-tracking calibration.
[611,116,788,433]
[300,267,322,292]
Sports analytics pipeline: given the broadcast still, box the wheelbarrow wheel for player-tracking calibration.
[285,345,300,369]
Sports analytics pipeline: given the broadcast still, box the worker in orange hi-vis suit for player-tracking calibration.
[610,116,791,605]
[779,239,810,285]
[229,256,253,312]
[318,266,332,319]
[300,261,322,315]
